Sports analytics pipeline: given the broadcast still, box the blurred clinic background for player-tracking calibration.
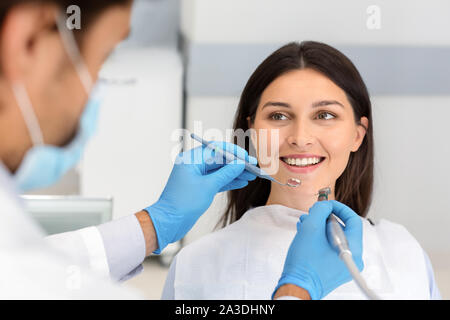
[23,0,450,299]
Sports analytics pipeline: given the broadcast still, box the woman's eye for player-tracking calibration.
[317,112,336,120]
[270,113,289,121]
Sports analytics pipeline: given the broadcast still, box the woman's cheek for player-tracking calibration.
[322,128,352,170]
[334,152,352,180]
[324,137,353,178]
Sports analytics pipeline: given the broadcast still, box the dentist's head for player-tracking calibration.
[0,0,132,190]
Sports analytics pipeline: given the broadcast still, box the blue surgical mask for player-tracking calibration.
[12,13,105,192]
[13,84,104,191]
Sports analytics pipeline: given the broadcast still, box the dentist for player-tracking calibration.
[0,0,257,298]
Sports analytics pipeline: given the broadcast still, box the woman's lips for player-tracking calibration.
[279,157,325,174]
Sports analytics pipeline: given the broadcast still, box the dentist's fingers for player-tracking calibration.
[203,142,257,172]
[207,159,246,187]
[205,159,257,182]
[211,141,257,164]
[328,200,361,231]
[219,179,249,192]
[306,201,333,225]
[237,170,257,181]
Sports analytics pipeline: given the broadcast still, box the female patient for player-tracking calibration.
[162,41,441,299]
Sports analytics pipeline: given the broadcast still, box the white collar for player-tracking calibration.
[239,204,308,231]
[0,161,45,246]
[0,160,22,201]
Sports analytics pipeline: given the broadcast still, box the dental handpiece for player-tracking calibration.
[317,187,380,300]
[318,188,350,256]
[190,133,300,187]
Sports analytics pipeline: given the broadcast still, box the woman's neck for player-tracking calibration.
[265,182,336,213]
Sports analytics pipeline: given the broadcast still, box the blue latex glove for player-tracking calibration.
[144,141,257,254]
[273,200,364,300]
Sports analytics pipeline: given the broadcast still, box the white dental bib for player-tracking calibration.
[173,205,430,299]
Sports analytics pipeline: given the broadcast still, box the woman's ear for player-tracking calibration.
[351,116,369,152]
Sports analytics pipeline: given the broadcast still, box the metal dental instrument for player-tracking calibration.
[318,187,380,300]
[190,133,300,187]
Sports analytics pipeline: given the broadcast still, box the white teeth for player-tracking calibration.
[282,157,322,167]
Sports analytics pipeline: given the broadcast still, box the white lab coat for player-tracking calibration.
[164,204,439,300]
[0,163,141,299]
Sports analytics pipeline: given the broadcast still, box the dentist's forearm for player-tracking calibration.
[135,210,158,256]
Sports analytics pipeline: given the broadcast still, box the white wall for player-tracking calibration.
[370,96,450,253]
[120,0,180,49]
[181,0,450,46]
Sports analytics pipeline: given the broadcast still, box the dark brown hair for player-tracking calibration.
[0,0,131,39]
[219,41,374,227]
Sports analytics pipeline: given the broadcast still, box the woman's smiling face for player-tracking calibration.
[250,68,368,197]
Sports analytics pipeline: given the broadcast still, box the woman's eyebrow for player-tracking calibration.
[262,100,345,110]
[261,101,291,109]
[311,100,345,108]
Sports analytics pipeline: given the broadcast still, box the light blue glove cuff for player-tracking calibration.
[272,269,323,300]
[143,204,168,255]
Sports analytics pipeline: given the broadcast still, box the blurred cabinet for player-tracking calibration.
[80,48,183,262]
[22,195,112,235]
[80,48,182,220]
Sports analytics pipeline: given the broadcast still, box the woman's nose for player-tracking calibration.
[286,121,315,148]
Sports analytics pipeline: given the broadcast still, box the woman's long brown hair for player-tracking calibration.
[218,41,374,228]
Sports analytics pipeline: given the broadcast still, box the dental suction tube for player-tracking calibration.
[318,188,380,300]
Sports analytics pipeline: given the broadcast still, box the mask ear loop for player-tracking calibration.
[11,83,45,146]
[55,11,93,94]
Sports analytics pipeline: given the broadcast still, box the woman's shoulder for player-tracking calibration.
[365,217,424,250]
[369,217,413,234]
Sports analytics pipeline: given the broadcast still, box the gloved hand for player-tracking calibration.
[273,200,364,300]
[144,141,257,254]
